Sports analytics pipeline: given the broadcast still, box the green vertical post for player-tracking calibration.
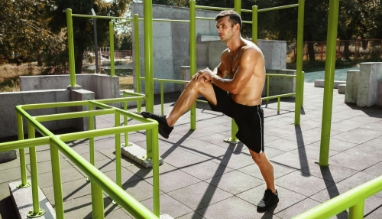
[134,14,142,111]
[50,144,64,219]
[115,113,122,187]
[252,5,258,44]
[319,0,340,166]
[91,182,105,219]
[234,0,241,14]
[294,0,305,125]
[349,201,364,219]
[27,123,45,217]
[66,9,77,87]
[189,0,196,130]
[17,113,29,187]
[89,105,95,166]
[151,125,160,216]
[109,22,115,77]
[123,99,129,146]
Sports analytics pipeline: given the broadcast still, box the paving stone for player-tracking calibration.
[38,166,85,188]
[331,132,379,144]
[238,162,296,180]
[145,169,201,193]
[270,152,310,170]
[141,194,192,219]
[275,198,321,218]
[212,150,255,170]
[363,161,382,177]
[266,139,302,152]
[164,150,209,169]
[180,160,234,181]
[301,161,358,183]
[167,181,232,210]
[326,151,381,171]
[290,145,339,161]
[308,138,357,152]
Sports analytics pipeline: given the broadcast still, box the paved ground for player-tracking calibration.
[1,81,382,219]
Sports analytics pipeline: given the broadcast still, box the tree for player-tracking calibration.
[48,0,131,73]
[0,0,57,65]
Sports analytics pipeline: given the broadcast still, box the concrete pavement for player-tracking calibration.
[1,81,382,218]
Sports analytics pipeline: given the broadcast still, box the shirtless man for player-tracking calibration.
[141,10,279,212]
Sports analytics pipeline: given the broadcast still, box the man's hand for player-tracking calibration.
[193,67,215,81]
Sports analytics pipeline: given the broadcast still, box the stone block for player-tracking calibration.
[356,62,382,107]
[345,70,360,104]
[0,150,17,163]
[338,84,346,94]
[378,80,382,107]
[70,89,95,131]
[314,80,346,89]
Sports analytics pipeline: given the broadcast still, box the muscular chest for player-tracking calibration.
[224,52,241,78]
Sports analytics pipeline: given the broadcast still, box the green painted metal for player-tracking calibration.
[91,182,105,218]
[152,18,189,23]
[293,175,382,219]
[144,0,154,114]
[89,105,95,165]
[319,0,340,166]
[195,5,231,11]
[27,123,46,217]
[49,144,64,219]
[150,124,160,216]
[16,112,29,187]
[294,0,305,126]
[109,22,115,77]
[252,6,258,43]
[349,201,364,219]
[115,113,122,188]
[258,4,299,13]
[134,14,142,111]
[72,14,131,20]
[190,0,197,130]
[66,9,77,87]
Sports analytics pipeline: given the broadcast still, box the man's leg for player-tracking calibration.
[249,150,279,212]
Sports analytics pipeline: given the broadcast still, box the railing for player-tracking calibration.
[293,175,382,219]
[0,97,160,218]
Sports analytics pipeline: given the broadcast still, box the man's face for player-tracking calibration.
[216,16,236,42]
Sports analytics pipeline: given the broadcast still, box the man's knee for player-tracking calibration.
[250,150,267,165]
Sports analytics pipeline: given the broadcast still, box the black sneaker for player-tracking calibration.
[257,189,279,213]
[140,112,173,139]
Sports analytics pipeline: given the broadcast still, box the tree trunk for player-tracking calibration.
[343,41,351,60]
[305,32,316,62]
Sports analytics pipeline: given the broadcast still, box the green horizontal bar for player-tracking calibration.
[266,74,297,78]
[36,109,115,122]
[153,19,189,23]
[262,93,295,101]
[195,5,232,11]
[95,96,146,105]
[0,137,50,152]
[258,4,299,12]
[20,101,90,110]
[58,122,156,142]
[72,14,131,20]
[154,78,189,84]
[50,137,158,218]
[121,91,146,97]
[293,175,382,219]
[195,17,215,21]
[16,106,54,137]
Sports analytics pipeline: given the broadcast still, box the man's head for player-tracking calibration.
[215,10,242,31]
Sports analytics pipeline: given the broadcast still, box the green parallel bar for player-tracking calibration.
[66,9,77,87]
[89,105,95,166]
[91,182,105,219]
[195,17,215,21]
[319,0,340,166]
[16,112,29,187]
[293,175,382,219]
[36,109,115,123]
[349,201,364,219]
[257,4,299,13]
[50,136,158,219]
[115,113,122,188]
[123,95,129,146]
[109,22,115,77]
[294,0,305,126]
[190,0,197,130]
[134,14,142,111]
[152,19,189,23]
[160,81,164,115]
[21,100,90,110]
[27,123,45,217]
[0,137,50,153]
[151,125,160,216]
[72,14,130,20]
[49,143,64,219]
[195,5,232,11]
[252,6,258,43]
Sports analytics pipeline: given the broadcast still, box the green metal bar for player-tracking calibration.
[195,5,232,11]
[115,113,122,188]
[0,137,50,153]
[16,112,29,187]
[123,96,129,146]
[319,0,340,166]
[151,125,160,216]
[66,9,77,87]
[294,175,382,219]
[89,105,95,166]
[294,0,305,126]
[109,22,115,77]
[21,100,90,110]
[195,17,215,21]
[72,14,130,20]
[258,4,299,12]
[234,0,241,15]
[252,6,258,43]
[36,109,115,123]
[277,97,281,114]
[190,0,197,130]
[27,123,45,217]
[349,201,364,219]
[144,0,154,113]
[152,19,189,23]
[160,81,164,116]
[134,14,142,111]
[50,136,158,218]
[91,182,105,219]
[50,143,64,219]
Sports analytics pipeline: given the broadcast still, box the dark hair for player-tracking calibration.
[215,10,242,31]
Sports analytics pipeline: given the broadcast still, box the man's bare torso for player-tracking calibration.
[220,38,265,106]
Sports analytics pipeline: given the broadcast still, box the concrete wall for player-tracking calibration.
[345,62,382,107]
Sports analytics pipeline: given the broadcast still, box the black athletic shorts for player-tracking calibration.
[208,84,264,153]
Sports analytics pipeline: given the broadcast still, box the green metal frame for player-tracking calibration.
[0,98,160,218]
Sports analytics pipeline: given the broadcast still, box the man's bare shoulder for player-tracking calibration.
[241,39,263,55]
